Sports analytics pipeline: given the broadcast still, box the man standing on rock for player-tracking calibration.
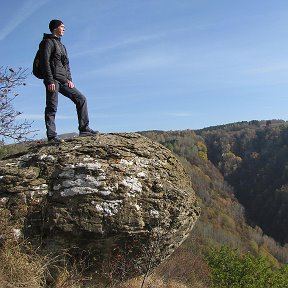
[39,19,98,143]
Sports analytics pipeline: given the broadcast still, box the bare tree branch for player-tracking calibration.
[0,66,38,142]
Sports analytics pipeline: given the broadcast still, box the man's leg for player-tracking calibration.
[45,82,59,139]
[59,83,90,131]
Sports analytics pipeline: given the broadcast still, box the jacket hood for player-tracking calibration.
[43,33,61,41]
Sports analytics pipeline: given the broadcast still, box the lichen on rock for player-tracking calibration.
[0,133,200,276]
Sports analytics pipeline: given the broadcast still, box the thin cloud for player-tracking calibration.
[72,32,168,58]
[18,113,75,120]
[0,0,48,41]
[247,62,288,74]
[72,24,206,58]
[85,52,175,77]
[166,112,194,118]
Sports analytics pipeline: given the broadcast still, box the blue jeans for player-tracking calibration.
[45,81,89,138]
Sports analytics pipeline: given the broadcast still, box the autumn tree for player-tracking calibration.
[0,66,36,142]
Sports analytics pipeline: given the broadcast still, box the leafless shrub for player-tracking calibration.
[154,246,211,288]
[0,66,37,142]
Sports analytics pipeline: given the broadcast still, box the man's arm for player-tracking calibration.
[41,39,55,85]
[62,45,74,88]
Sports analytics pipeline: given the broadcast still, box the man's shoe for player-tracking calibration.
[48,136,64,143]
[79,128,99,137]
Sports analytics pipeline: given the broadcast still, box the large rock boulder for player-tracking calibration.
[0,133,200,276]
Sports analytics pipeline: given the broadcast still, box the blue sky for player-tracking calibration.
[1,0,288,141]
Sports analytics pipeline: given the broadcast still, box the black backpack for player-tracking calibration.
[32,48,43,79]
[32,39,60,79]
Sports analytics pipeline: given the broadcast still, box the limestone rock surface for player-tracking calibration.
[0,133,200,274]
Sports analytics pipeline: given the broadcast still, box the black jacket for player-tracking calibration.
[40,33,72,85]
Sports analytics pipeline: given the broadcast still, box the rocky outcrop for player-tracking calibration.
[0,133,200,276]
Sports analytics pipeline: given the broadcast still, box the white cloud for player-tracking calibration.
[71,24,207,59]
[246,62,288,74]
[72,32,168,58]
[166,112,194,118]
[18,113,75,120]
[0,0,48,41]
[85,52,175,77]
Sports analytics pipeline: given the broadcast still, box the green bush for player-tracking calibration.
[206,246,288,288]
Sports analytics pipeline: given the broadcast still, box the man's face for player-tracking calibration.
[54,24,65,37]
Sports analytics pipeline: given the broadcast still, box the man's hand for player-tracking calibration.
[67,80,74,88]
[47,83,56,92]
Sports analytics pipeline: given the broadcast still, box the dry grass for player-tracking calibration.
[154,247,211,288]
[0,241,206,288]
[0,237,209,288]
[117,276,190,288]
[0,240,47,288]
[0,239,88,288]
[52,265,82,288]
[100,247,210,288]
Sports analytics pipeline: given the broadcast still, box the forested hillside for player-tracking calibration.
[197,120,288,245]
[140,128,288,266]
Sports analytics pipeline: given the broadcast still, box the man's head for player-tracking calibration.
[49,19,65,37]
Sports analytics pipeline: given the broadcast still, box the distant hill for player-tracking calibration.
[197,119,288,244]
[140,127,288,266]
